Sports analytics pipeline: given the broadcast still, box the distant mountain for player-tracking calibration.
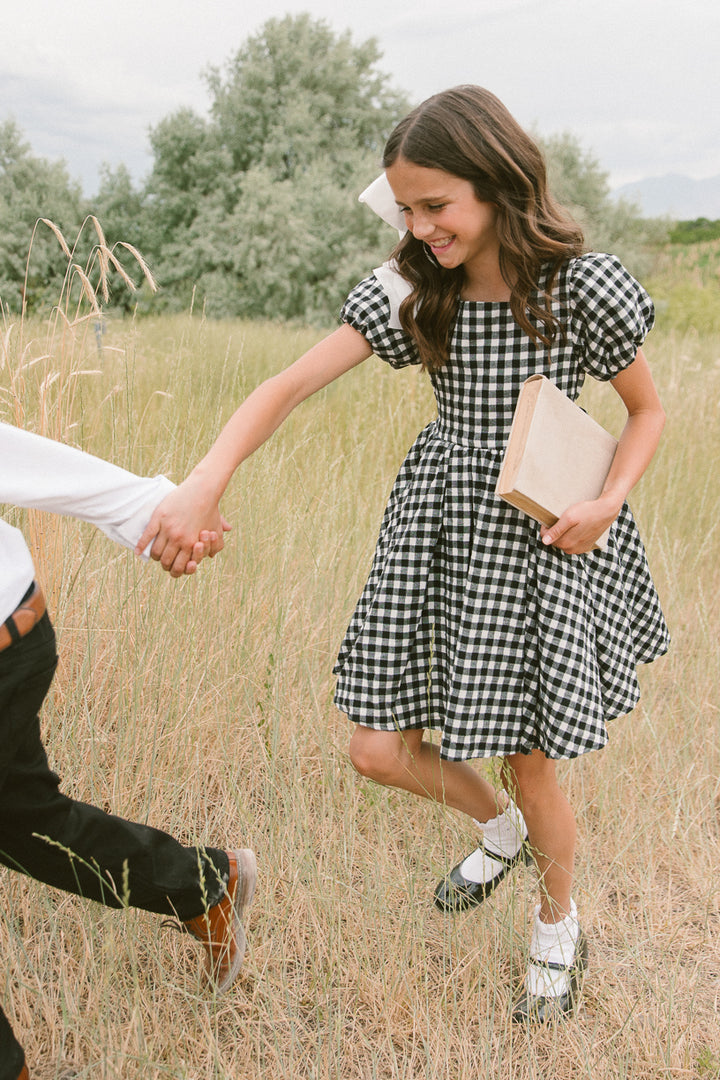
[611,174,720,220]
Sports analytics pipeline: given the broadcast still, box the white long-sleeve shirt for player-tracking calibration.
[0,422,175,623]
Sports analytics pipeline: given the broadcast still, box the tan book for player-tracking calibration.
[496,374,618,550]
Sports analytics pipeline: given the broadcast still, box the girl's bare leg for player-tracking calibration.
[502,749,576,922]
[348,726,503,821]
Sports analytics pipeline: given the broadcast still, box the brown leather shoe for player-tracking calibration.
[183,849,257,994]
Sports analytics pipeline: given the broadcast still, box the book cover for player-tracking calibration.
[495,374,618,550]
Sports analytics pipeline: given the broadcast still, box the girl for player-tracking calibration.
[139,86,669,1022]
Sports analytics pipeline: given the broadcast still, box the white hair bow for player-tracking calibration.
[358,173,407,236]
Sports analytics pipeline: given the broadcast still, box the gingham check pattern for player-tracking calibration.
[333,253,670,760]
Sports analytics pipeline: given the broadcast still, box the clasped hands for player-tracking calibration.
[136,478,230,579]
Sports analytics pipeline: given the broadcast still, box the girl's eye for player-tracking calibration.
[399,203,445,215]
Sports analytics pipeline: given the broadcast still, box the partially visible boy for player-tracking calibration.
[0,422,254,1080]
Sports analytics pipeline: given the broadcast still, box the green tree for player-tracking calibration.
[218,162,393,322]
[140,109,236,311]
[92,163,145,249]
[0,120,85,313]
[142,15,409,321]
[206,13,407,180]
[85,163,153,312]
[669,218,720,244]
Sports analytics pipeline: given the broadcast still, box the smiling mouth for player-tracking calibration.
[429,237,455,252]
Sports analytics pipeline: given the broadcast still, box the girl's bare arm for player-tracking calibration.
[136,324,373,576]
[541,349,665,554]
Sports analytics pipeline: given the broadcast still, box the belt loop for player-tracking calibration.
[3,614,21,646]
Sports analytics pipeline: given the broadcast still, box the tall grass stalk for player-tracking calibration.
[0,230,718,1077]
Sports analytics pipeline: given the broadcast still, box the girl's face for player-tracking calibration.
[386,157,500,281]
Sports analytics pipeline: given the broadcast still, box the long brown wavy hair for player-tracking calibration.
[382,86,585,371]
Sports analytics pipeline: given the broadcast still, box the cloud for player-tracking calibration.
[3,0,720,195]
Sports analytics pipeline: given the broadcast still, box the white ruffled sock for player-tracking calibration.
[527,899,580,998]
[459,800,527,884]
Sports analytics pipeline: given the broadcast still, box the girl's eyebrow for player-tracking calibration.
[395,194,450,207]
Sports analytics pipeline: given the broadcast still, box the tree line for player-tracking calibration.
[1,14,669,323]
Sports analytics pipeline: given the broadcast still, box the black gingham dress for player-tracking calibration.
[333,253,670,761]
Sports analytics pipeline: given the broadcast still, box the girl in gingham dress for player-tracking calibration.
[141,86,669,1022]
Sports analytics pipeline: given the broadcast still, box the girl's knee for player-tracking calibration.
[348,729,393,783]
[348,727,417,785]
[503,750,558,813]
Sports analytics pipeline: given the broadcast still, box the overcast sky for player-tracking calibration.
[4,0,719,197]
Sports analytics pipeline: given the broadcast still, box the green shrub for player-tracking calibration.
[669,218,720,244]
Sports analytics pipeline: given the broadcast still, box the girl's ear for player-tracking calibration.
[359,174,408,237]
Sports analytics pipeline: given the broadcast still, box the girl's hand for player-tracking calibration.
[542,350,665,556]
[136,476,231,578]
[540,492,622,554]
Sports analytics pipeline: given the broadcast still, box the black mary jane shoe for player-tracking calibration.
[433,843,529,912]
[511,929,589,1024]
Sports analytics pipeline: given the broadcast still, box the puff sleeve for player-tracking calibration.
[341,273,420,369]
[571,253,655,381]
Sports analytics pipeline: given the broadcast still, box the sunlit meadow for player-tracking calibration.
[0,227,718,1078]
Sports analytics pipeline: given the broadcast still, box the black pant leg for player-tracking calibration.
[0,1006,24,1080]
[0,609,234,1075]
[0,614,229,918]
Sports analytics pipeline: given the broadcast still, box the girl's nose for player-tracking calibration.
[410,213,433,240]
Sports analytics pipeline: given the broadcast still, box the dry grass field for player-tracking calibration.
[1,236,719,1078]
